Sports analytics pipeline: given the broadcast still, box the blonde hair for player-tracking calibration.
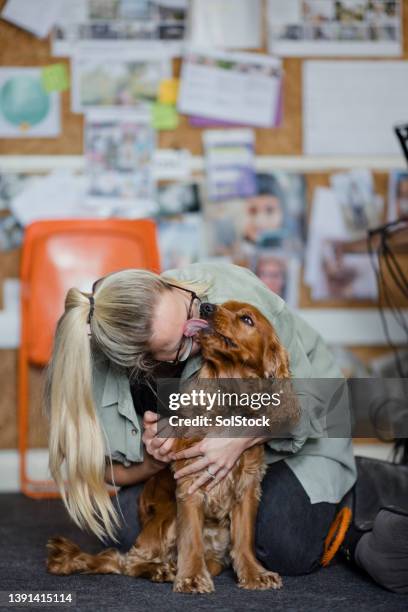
[46,268,209,540]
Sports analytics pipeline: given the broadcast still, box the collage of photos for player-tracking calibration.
[84,111,157,216]
[53,0,188,53]
[268,0,402,56]
[156,180,203,270]
[204,171,306,307]
[1,163,404,308]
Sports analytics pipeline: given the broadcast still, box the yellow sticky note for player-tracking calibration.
[158,79,180,105]
[151,103,179,131]
[41,63,70,93]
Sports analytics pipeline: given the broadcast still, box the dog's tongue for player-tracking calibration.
[184,318,209,337]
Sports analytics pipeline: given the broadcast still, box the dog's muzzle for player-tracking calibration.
[200,302,217,320]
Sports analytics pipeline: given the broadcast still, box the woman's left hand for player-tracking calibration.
[172,437,252,495]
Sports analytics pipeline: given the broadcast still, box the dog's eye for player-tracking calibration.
[240,315,254,327]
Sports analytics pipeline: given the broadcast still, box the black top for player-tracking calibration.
[129,362,184,418]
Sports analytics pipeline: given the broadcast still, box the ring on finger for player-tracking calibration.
[206,466,216,479]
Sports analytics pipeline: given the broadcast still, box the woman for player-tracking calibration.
[47,261,357,576]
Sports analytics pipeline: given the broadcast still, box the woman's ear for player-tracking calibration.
[263,335,291,379]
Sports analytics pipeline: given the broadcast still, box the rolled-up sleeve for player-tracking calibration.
[265,305,348,456]
[92,354,144,466]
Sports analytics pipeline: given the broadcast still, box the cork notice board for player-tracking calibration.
[0,0,407,448]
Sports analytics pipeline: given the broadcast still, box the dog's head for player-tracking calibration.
[198,301,290,379]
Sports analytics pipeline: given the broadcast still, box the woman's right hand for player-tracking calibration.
[142,410,175,463]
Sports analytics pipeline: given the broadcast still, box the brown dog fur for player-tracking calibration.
[47,301,299,593]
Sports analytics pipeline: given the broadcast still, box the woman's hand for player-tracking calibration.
[172,437,254,495]
[142,410,175,463]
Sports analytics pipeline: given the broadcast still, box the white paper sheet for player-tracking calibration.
[0,68,60,138]
[189,0,262,49]
[153,149,192,180]
[2,0,66,38]
[0,279,20,349]
[268,0,402,57]
[303,61,408,156]
[304,187,348,290]
[304,186,377,300]
[10,171,89,226]
[178,47,282,127]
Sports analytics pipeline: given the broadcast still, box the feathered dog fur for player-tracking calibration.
[47,301,300,593]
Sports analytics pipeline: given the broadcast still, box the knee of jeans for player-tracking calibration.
[105,484,143,552]
[255,526,320,576]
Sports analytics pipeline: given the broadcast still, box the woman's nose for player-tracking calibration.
[200,302,216,319]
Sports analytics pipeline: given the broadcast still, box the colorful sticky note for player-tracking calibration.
[151,103,179,131]
[41,63,70,93]
[158,78,180,106]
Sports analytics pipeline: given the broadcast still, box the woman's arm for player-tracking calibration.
[104,453,167,487]
[105,411,176,487]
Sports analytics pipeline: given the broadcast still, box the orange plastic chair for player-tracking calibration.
[19,219,161,498]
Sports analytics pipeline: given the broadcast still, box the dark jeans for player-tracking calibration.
[108,460,337,577]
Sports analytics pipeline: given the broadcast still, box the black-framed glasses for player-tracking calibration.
[165,283,201,364]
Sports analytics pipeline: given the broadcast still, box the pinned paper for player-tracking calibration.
[1,0,65,39]
[151,103,179,131]
[158,78,180,105]
[0,67,61,137]
[41,63,70,93]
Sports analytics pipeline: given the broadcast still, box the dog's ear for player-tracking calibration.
[263,335,291,379]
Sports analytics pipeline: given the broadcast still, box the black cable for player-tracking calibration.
[367,223,407,378]
[382,241,408,300]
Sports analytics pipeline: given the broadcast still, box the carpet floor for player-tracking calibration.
[0,494,407,612]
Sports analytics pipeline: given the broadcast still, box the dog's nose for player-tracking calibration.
[200,302,216,319]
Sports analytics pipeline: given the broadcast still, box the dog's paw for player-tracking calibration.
[151,562,176,583]
[173,572,214,594]
[46,537,80,575]
[239,570,283,591]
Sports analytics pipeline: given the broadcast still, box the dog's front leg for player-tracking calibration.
[173,492,214,593]
[230,482,282,590]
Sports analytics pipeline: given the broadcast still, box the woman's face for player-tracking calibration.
[149,287,202,363]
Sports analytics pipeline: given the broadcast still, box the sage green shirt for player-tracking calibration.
[93,262,357,504]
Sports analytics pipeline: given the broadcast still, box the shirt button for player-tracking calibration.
[131,428,137,436]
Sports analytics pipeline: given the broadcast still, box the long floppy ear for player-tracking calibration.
[263,331,291,379]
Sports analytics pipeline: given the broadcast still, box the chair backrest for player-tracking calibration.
[20,219,160,366]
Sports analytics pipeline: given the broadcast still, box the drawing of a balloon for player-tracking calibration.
[0,75,50,130]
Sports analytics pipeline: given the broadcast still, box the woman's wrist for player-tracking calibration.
[242,435,272,451]
[144,451,167,473]
[104,453,167,486]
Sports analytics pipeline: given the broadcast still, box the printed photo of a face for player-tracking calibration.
[251,249,300,307]
[243,174,286,247]
[204,172,306,260]
[255,254,286,295]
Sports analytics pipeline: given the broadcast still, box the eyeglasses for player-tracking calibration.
[165,283,201,364]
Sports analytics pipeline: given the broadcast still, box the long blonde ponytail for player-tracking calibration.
[46,268,211,541]
[47,288,120,541]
